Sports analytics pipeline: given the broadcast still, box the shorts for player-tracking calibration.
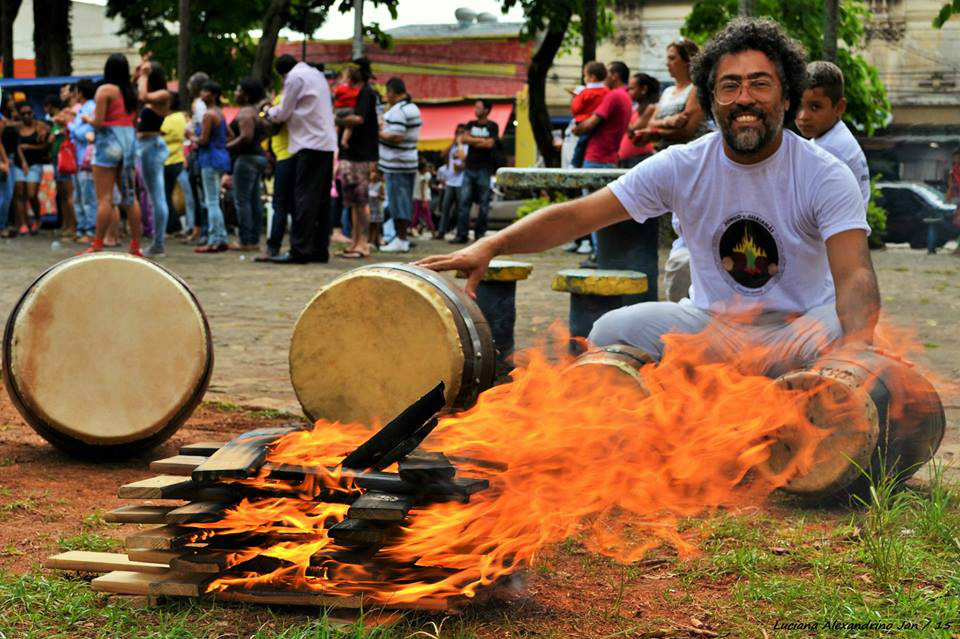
[339,159,371,207]
[93,125,137,207]
[93,125,136,169]
[13,164,43,183]
[369,198,383,223]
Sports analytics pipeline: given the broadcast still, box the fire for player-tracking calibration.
[188,322,848,605]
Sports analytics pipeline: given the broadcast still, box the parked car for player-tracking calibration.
[876,181,956,249]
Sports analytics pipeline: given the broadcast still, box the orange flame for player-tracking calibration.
[187,321,869,604]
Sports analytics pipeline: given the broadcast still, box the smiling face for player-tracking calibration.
[795,87,845,140]
[712,49,787,160]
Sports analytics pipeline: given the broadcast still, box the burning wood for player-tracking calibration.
[45,382,503,612]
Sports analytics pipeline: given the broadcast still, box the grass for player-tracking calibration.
[201,400,301,421]
[1,456,957,638]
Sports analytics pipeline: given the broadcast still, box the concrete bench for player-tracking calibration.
[551,268,648,346]
[457,259,533,373]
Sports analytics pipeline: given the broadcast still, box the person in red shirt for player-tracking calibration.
[569,61,609,168]
[333,65,361,149]
[573,61,633,169]
[618,73,660,169]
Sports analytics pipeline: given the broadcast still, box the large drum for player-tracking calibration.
[290,263,496,427]
[3,254,213,459]
[762,348,945,501]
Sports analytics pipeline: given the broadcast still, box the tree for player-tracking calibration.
[178,0,190,92]
[933,0,960,27]
[0,0,23,78]
[251,0,398,89]
[581,0,596,66]
[823,0,838,62]
[682,0,891,135]
[107,1,267,90]
[502,0,614,166]
[34,0,72,76]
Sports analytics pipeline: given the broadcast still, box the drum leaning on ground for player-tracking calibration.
[2,254,213,459]
[289,263,496,427]
[762,348,945,501]
[562,345,656,396]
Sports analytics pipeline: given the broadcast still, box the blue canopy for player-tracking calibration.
[0,75,100,88]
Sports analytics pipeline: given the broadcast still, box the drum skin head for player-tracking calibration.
[4,254,211,451]
[290,270,466,427]
[764,370,879,497]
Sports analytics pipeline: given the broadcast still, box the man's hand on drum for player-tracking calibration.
[416,238,498,299]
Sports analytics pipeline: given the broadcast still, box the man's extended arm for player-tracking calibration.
[572,113,602,136]
[826,229,880,346]
[417,187,630,296]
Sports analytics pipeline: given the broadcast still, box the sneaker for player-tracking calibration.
[562,241,579,252]
[380,237,410,253]
[579,254,598,269]
[576,240,594,254]
[448,236,469,245]
[143,246,165,258]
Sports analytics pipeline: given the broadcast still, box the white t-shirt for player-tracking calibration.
[812,120,870,211]
[609,130,869,315]
[414,170,431,202]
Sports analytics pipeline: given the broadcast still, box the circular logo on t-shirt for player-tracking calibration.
[713,214,783,295]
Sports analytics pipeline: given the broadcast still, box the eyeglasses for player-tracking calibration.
[714,77,779,105]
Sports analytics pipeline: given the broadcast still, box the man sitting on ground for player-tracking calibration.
[418,18,879,377]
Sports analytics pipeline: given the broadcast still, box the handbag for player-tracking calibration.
[57,137,78,175]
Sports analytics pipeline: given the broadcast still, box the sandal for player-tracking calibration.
[29,221,39,235]
[338,250,368,259]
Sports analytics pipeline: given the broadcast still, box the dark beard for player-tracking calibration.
[718,105,782,154]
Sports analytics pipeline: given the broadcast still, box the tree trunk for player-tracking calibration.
[1,0,23,78]
[528,8,572,167]
[34,0,71,76]
[253,0,290,89]
[178,0,191,90]
[738,0,755,16]
[581,0,596,67]
[352,0,364,60]
[823,0,838,62]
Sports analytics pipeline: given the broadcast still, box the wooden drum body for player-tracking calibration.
[289,263,496,426]
[563,345,656,396]
[3,254,213,459]
[765,349,945,501]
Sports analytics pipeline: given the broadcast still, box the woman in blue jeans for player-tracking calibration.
[136,60,172,257]
[192,81,230,253]
[225,77,267,251]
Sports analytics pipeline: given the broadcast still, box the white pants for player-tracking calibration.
[588,301,843,377]
[664,246,692,303]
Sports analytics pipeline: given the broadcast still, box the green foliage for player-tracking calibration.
[515,191,568,220]
[934,0,960,27]
[105,0,399,91]
[559,0,617,58]
[56,532,121,553]
[681,0,892,135]
[867,175,888,248]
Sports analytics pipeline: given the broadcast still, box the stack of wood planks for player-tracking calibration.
[45,383,505,613]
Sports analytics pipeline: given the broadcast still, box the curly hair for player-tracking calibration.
[691,18,808,126]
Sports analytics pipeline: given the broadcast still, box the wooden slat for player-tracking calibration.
[212,588,453,611]
[149,572,211,597]
[117,476,195,499]
[341,383,445,471]
[169,551,231,574]
[92,571,154,595]
[126,526,198,550]
[44,551,169,575]
[126,549,186,565]
[398,451,456,483]
[192,426,301,483]
[104,505,174,524]
[347,493,412,522]
[328,519,391,545]
[150,455,209,476]
[446,455,509,473]
[165,501,230,524]
[91,570,210,597]
[179,441,225,456]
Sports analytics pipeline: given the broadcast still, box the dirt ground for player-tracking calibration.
[0,232,957,635]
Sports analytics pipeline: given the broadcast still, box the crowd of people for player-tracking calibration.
[0,52,502,262]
